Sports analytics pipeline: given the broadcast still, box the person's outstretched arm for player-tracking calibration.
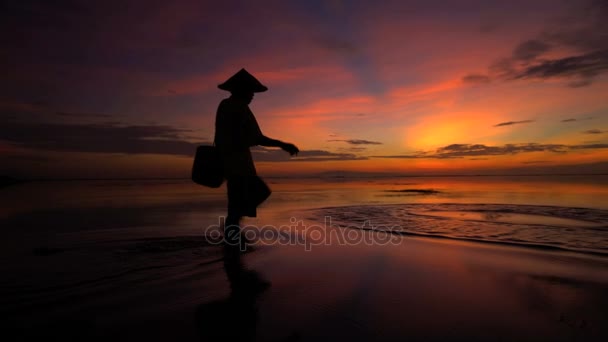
[258,135,299,156]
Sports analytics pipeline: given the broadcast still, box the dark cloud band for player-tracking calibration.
[373,143,608,159]
[327,139,383,145]
[253,147,366,162]
[0,122,202,156]
[494,120,534,127]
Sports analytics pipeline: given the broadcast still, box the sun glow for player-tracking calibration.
[404,115,495,150]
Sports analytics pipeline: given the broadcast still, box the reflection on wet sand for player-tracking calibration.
[255,234,608,341]
[196,245,271,341]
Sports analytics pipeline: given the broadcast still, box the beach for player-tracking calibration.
[1,176,608,341]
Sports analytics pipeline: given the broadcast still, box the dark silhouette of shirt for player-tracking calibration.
[214,96,263,177]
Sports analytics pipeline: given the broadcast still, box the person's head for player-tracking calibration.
[230,90,254,104]
[218,68,267,102]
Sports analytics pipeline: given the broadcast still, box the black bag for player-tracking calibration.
[192,145,224,188]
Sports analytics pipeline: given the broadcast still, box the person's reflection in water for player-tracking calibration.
[196,245,271,341]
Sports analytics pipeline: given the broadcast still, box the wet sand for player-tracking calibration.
[3,225,608,341]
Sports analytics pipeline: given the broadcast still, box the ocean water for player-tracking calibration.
[1,175,608,255]
[309,203,608,255]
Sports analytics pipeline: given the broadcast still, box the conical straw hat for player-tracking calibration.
[218,68,268,92]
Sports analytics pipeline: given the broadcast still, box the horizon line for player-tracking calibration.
[6,173,608,182]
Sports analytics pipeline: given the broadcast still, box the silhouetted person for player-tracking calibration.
[214,68,299,245]
[196,244,271,341]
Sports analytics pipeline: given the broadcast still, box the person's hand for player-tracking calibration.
[281,142,299,156]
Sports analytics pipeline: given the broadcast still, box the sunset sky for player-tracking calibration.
[1,0,607,179]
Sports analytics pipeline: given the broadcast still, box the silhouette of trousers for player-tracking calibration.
[226,176,271,220]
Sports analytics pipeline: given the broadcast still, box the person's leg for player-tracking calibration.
[224,212,241,239]
[225,178,243,246]
[225,214,241,229]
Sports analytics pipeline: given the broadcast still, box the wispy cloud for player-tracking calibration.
[521,160,551,164]
[569,143,608,150]
[562,117,593,123]
[0,122,204,156]
[462,74,491,84]
[252,147,366,162]
[373,143,608,159]
[463,0,608,87]
[583,129,606,134]
[513,50,608,87]
[54,111,114,118]
[0,100,119,123]
[512,39,552,61]
[494,120,534,127]
[327,139,383,145]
